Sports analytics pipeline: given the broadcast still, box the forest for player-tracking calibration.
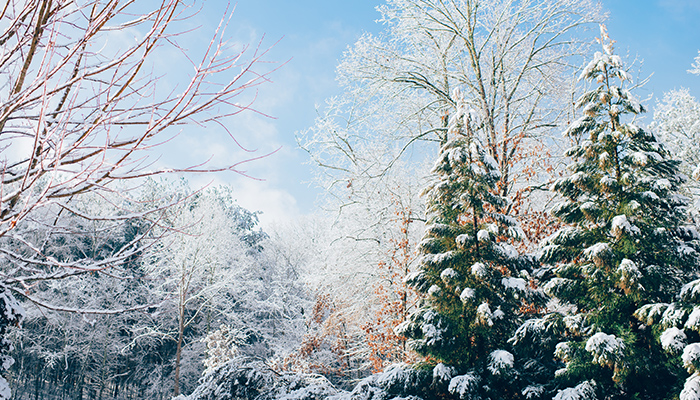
[2,0,700,399]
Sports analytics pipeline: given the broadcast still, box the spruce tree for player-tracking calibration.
[539,27,700,399]
[399,89,540,399]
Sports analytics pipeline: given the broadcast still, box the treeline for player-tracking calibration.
[6,181,309,400]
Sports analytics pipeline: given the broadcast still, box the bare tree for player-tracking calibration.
[0,1,278,397]
[299,0,601,209]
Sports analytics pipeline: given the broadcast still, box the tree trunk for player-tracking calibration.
[174,304,185,396]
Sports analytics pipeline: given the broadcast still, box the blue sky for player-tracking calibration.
[165,1,700,227]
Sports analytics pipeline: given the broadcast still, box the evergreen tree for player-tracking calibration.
[538,27,700,399]
[398,89,540,399]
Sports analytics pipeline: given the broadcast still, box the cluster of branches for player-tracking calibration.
[0,0,278,305]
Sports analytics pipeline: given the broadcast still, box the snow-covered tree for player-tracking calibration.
[277,180,426,386]
[299,0,601,221]
[651,89,700,211]
[539,28,700,399]
[397,89,540,399]
[140,181,278,396]
[651,51,700,214]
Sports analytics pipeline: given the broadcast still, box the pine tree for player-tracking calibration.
[398,89,540,399]
[539,27,700,399]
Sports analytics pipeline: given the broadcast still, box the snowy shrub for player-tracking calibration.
[660,327,687,354]
[585,332,625,367]
[487,350,514,375]
[448,372,480,400]
[553,380,597,400]
[681,372,700,400]
[683,343,700,373]
[184,357,340,400]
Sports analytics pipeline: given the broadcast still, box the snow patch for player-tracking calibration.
[654,178,672,190]
[564,314,586,334]
[471,262,488,279]
[522,384,545,399]
[599,175,616,187]
[683,280,700,302]
[617,258,642,290]
[477,230,490,242]
[610,215,640,237]
[630,152,649,166]
[662,304,687,328]
[553,380,597,400]
[477,303,494,326]
[585,332,625,367]
[497,243,519,259]
[432,363,455,385]
[0,376,9,400]
[635,303,669,325]
[448,372,480,399]
[492,306,505,320]
[555,342,572,362]
[681,372,700,400]
[460,288,475,303]
[661,327,687,353]
[441,268,459,283]
[502,277,528,292]
[686,307,700,332]
[642,191,660,201]
[456,234,471,248]
[683,343,700,373]
[583,243,611,261]
[488,350,514,375]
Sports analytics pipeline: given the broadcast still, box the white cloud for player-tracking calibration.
[187,173,300,229]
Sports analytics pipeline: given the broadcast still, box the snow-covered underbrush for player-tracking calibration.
[177,360,431,400]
